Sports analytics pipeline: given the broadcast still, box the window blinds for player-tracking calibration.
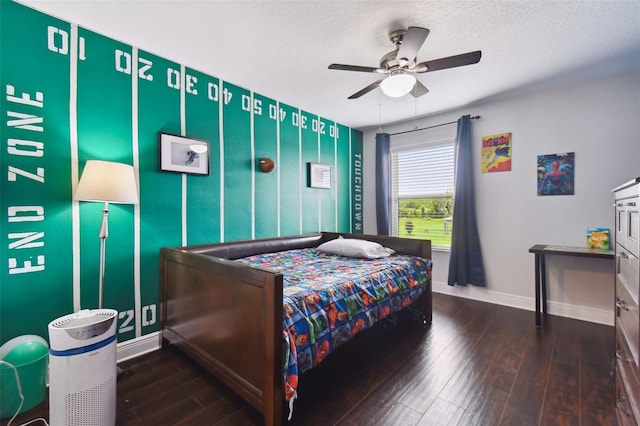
[391,141,455,199]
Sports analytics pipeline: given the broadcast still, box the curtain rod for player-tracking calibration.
[389,115,481,136]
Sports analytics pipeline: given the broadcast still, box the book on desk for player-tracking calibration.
[586,227,610,250]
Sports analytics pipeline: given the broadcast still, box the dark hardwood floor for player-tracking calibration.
[3,293,615,426]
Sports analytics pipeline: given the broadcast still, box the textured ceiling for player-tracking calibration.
[18,0,640,129]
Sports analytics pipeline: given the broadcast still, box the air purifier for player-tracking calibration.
[48,309,117,426]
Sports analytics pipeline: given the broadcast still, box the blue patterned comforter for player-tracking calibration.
[235,248,433,402]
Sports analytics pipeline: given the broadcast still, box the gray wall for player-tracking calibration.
[363,70,640,325]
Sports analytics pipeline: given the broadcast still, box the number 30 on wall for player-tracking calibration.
[118,304,156,334]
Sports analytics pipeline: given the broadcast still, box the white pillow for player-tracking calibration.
[316,236,395,259]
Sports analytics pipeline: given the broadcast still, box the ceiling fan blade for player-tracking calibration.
[329,63,382,73]
[416,50,482,73]
[396,26,430,63]
[348,80,383,99]
[410,80,429,98]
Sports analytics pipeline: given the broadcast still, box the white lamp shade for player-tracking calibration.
[74,160,139,204]
[380,73,417,98]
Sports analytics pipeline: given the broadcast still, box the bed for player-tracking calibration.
[160,232,432,425]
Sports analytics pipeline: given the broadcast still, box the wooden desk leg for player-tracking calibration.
[540,254,547,315]
[534,253,541,327]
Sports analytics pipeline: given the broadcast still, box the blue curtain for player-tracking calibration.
[375,133,391,235]
[448,115,486,286]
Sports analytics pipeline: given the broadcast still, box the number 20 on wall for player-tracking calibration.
[118,304,156,334]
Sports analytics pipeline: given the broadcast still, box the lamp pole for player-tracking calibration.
[98,201,109,309]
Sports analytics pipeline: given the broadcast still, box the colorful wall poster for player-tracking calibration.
[537,152,575,196]
[481,132,511,173]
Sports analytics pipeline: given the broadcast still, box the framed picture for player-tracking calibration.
[307,163,332,189]
[158,133,209,175]
[537,152,574,196]
[481,132,512,173]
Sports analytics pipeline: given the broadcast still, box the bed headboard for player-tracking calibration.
[178,232,431,260]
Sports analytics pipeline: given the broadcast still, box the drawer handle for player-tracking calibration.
[616,299,629,311]
[617,396,632,417]
[617,251,628,259]
[615,348,630,363]
[624,201,637,207]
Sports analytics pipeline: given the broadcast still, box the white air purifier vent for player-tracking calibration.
[48,309,118,426]
[50,309,116,340]
[64,376,115,425]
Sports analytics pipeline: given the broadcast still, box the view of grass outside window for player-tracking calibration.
[397,197,453,246]
[391,139,455,248]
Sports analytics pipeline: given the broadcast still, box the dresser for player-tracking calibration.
[613,177,640,425]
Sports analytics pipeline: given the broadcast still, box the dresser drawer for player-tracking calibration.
[616,328,640,425]
[616,327,640,387]
[617,244,639,301]
[616,367,639,426]
[617,276,640,370]
[615,193,639,258]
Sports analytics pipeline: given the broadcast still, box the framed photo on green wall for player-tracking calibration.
[308,162,332,189]
[159,132,210,175]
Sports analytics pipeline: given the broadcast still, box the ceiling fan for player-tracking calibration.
[328,26,481,99]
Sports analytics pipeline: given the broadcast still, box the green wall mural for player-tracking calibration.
[0,1,363,347]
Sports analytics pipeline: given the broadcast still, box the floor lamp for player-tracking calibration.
[74,160,139,309]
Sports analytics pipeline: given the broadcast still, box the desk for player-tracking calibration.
[528,244,614,327]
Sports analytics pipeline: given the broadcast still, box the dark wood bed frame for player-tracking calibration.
[160,232,432,425]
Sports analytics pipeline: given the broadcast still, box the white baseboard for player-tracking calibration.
[116,331,161,363]
[544,300,613,326]
[432,281,614,326]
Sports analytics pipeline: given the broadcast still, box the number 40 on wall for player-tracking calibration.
[118,304,156,334]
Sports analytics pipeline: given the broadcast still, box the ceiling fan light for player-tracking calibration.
[380,74,416,97]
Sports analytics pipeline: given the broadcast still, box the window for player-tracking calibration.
[391,139,455,248]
